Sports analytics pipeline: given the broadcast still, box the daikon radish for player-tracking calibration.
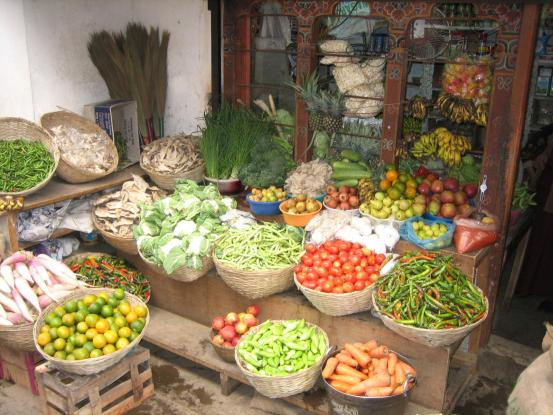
[12,290,33,322]
[1,251,31,267]
[0,316,13,326]
[0,265,15,289]
[0,275,10,294]
[15,278,40,314]
[0,303,6,319]
[37,255,78,281]
[15,263,33,284]
[0,292,18,313]
[29,262,59,301]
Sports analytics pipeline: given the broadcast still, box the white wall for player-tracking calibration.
[1,0,211,134]
[0,0,34,119]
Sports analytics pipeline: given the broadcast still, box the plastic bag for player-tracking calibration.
[400,217,455,250]
[453,208,499,253]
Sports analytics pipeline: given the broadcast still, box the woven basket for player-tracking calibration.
[40,111,118,184]
[210,329,236,363]
[33,287,149,375]
[142,163,204,190]
[213,255,294,300]
[63,252,150,303]
[0,322,35,352]
[235,320,329,398]
[137,248,212,283]
[0,117,60,196]
[332,64,366,93]
[91,213,137,255]
[371,292,489,347]
[294,274,374,317]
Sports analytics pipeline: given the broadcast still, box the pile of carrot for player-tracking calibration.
[322,340,416,397]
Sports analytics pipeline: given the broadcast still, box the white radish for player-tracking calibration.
[15,262,33,284]
[38,294,52,309]
[15,278,41,314]
[37,256,82,286]
[0,265,15,289]
[29,262,59,302]
[7,312,22,324]
[0,303,6,319]
[0,316,13,326]
[0,292,18,313]
[1,251,31,267]
[11,290,33,322]
[34,263,54,285]
[0,275,10,294]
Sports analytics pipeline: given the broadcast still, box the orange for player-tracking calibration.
[92,334,107,349]
[133,306,148,318]
[85,328,98,341]
[118,302,131,316]
[125,312,138,324]
[385,170,398,182]
[404,186,417,199]
[379,179,391,191]
[95,319,110,334]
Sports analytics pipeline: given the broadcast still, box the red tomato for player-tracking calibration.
[350,255,361,266]
[317,278,327,286]
[319,251,329,260]
[343,273,356,284]
[362,247,372,256]
[296,272,306,283]
[313,254,321,261]
[376,253,386,264]
[330,267,342,277]
[322,281,334,293]
[351,243,361,250]
[313,259,322,267]
[338,252,349,263]
[366,265,375,275]
[303,280,317,289]
[352,249,364,257]
[333,277,344,286]
[321,260,332,270]
[306,271,318,281]
[315,267,328,278]
[332,286,344,294]
[328,245,339,254]
[367,255,375,266]
[305,244,317,254]
[332,260,342,268]
[327,254,338,262]
[354,265,363,273]
[364,280,373,288]
[342,262,355,274]
[369,273,379,283]
[323,241,334,250]
[294,265,302,273]
[356,271,368,281]
[343,282,354,293]
[302,256,313,267]
[314,286,323,292]
[354,281,366,291]
[374,265,381,272]
[360,258,368,267]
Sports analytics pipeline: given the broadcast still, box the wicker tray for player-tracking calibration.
[371,291,489,347]
[91,213,138,255]
[294,273,374,317]
[213,255,294,300]
[137,248,212,283]
[234,320,329,398]
[0,117,60,196]
[40,111,118,184]
[33,287,149,375]
[210,329,235,363]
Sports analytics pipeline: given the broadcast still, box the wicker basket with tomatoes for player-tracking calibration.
[294,240,388,316]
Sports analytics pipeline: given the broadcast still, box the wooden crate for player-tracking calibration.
[0,346,43,395]
[35,346,154,415]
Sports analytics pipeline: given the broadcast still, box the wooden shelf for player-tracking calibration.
[19,228,76,249]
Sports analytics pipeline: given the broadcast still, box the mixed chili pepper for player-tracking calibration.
[375,252,487,329]
[68,255,151,302]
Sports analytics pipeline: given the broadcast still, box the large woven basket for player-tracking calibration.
[213,255,294,300]
[0,322,35,352]
[33,287,149,375]
[40,111,118,184]
[371,291,489,347]
[91,213,138,255]
[294,274,374,317]
[63,252,150,303]
[138,248,213,283]
[0,117,60,196]
[235,320,329,398]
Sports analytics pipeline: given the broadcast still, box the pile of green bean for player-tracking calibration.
[214,223,304,270]
[0,139,55,192]
[238,320,327,376]
[374,252,487,329]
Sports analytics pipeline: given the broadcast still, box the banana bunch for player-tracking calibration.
[0,196,24,212]
[473,103,488,126]
[410,132,438,158]
[358,178,376,202]
[436,94,476,124]
[407,96,430,120]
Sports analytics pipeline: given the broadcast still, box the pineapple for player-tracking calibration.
[320,91,344,134]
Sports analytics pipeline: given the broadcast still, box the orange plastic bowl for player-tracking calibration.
[279,200,322,227]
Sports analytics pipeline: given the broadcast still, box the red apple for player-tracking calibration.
[431,180,444,193]
[220,325,237,341]
[225,312,239,326]
[231,336,240,347]
[426,173,438,182]
[223,341,233,348]
[211,316,225,331]
[431,193,441,203]
[463,183,478,199]
[458,203,471,215]
[443,177,459,192]
[440,203,457,218]
[212,334,224,346]
[246,305,260,317]
[243,313,258,328]
[235,321,248,335]
[417,182,431,196]
[440,190,455,204]
[453,191,468,206]
[349,188,358,195]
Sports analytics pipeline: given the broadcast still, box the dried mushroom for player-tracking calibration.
[140,134,202,174]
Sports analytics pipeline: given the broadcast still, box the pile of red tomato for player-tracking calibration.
[294,239,387,294]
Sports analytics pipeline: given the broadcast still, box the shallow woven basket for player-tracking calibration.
[0,322,35,351]
[0,117,60,196]
[138,248,213,283]
[33,287,149,375]
[63,252,149,303]
[234,320,329,398]
[210,329,235,363]
[91,213,138,255]
[294,274,374,317]
[40,111,118,184]
[371,291,489,347]
[213,255,294,300]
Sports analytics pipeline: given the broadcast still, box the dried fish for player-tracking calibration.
[140,134,202,174]
[93,175,166,237]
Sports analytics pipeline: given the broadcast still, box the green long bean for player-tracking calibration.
[0,139,55,192]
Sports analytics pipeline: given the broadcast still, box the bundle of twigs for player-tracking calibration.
[88,23,169,145]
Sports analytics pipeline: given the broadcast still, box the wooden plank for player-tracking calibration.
[102,384,154,415]
[21,165,145,212]
[443,362,473,413]
[220,372,241,396]
[502,227,532,309]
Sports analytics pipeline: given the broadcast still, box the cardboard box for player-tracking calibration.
[83,100,140,168]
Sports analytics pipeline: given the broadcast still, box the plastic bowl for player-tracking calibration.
[323,202,360,217]
[246,194,284,216]
[287,193,325,203]
[204,176,242,195]
[279,200,322,227]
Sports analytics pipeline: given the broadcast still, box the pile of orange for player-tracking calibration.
[378,166,422,200]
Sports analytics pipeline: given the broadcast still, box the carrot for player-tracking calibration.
[395,364,406,385]
[365,386,394,397]
[345,343,371,367]
[388,353,398,376]
[365,339,378,352]
[336,353,359,367]
[392,385,405,396]
[345,373,391,396]
[330,380,352,393]
[322,357,339,379]
[374,357,388,373]
[353,342,364,349]
[369,345,389,358]
[389,375,396,387]
[399,361,417,378]
[328,374,362,385]
[361,367,369,375]
[335,363,368,380]
[341,349,353,358]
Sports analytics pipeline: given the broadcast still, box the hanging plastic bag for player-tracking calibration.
[453,207,499,253]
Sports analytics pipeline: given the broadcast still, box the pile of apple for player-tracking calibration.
[211,305,260,348]
[416,173,478,219]
[323,185,359,210]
